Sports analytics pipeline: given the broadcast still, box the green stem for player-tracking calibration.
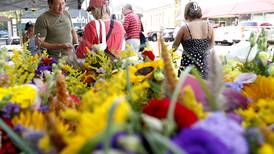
[103,97,123,154]
[166,66,192,136]
[125,60,133,106]
[245,46,253,64]
[0,119,35,154]
[192,69,218,111]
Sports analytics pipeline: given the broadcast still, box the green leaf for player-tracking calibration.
[77,133,103,154]
[144,131,186,154]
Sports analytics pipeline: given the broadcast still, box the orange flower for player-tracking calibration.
[242,76,274,101]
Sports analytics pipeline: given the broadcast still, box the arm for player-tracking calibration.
[22,33,27,44]
[67,11,78,45]
[123,15,129,31]
[172,27,184,51]
[38,37,71,50]
[209,26,215,48]
[71,29,79,45]
[76,22,96,59]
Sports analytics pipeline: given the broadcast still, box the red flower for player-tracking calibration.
[0,117,18,154]
[143,97,198,129]
[43,57,51,66]
[142,50,155,61]
[70,94,81,105]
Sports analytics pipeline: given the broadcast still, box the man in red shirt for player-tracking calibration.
[122,4,141,52]
[76,0,125,59]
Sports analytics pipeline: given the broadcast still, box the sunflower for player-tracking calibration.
[242,76,274,101]
[12,111,69,133]
[12,111,46,131]
[61,95,130,154]
[129,60,163,84]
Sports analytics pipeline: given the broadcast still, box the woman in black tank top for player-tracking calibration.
[172,2,215,79]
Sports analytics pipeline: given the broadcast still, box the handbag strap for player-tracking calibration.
[95,19,106,45]
[106,19,114,41]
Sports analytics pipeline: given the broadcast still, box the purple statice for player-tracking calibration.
[14,124,26,133]
[234,73,257,85]
[226,112,243,124]
[194,112,248,154]
[1,102,20,119]
[36,56,57,77]
[96,67,106,74]
[23,130,46,154]
[170,128,230,154]
[225,81,243,92]
[38,105,49,113]
[225,73,257,92]
[36,65,52,77]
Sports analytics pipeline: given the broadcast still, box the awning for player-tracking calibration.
[203,0,274,18]
[0,0,84,12]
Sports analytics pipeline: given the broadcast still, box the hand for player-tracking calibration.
[62,43,73,50]
[35,37,43,48]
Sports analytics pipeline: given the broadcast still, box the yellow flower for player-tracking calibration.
[39,135,52,152]
[242,76,274,101]
[61,96,130,154]
[129,60,163,83]
[60,109,81,121]
[12,111,45,131]
[237,99,274,127]
[259,144,274,154]
[237,107,261,127]
[182,86,207,119]
[81,72,126,111]
[0,85,38,108]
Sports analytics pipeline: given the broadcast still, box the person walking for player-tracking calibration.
[122,4,141,52]
[172,2,215,79]
[76,0,125,59]
[34,0,78,59]
[22,22,37,55]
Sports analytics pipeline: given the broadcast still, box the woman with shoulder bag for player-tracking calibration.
[76,0,125,59]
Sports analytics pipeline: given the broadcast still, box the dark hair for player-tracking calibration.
[48,0,53,4]
[184,2,202,20]
[25,22,33,30]
[48,0,66,4]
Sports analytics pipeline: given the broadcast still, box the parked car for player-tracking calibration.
[214,21,274,45]
[162,28,175,42]
[147,31,159,42]
[240,21,274,42]
[214,26,241,45]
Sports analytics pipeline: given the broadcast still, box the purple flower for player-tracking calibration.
[1,102,20,119]
[95,131,139,154]
[223,89,249,112]
[36,65,52,77]
[170,128,230,154]
[225,81,243,92]
[194,112,248,154]
[14,124,26,133]
[226,112,243,124]
[96,67,106,74]
[234,73,257,84]
[38,105,49,113]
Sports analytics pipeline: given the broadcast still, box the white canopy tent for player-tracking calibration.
[0,0,84,11]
